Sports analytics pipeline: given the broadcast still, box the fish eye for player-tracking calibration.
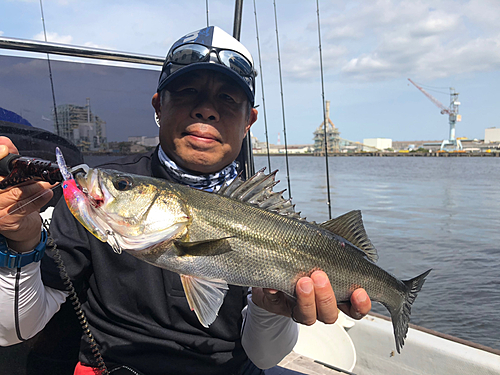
[113,176,134,191]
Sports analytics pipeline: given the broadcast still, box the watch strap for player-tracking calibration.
[0,229,48,268]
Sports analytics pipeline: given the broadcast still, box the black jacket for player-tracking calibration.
[41,148,249,374]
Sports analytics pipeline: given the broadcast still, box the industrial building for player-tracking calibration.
[54,98,107,151]
[313,101,340,154]
[362,138,392,151]
[485,127,500,144]
[128,135,159,147]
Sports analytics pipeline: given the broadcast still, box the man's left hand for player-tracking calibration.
[251,270,371,325]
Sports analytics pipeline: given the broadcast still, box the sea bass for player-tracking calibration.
[57,150,430,353]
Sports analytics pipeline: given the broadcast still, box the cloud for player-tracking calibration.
[0,31,4,36]
[33,31,73,44]
[324,25,364,41]
[463,0,500,32]
[10,0,500,86]
[253,1,468,82]
[281,43,348,81]
[340,26,500,81]
[250,0,500,84]
[333,0,500,81]
[409,13,461,38]
[83,41,113,50]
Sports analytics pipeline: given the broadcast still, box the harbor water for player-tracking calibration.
[253,155,500,351]
[86,154,500,350]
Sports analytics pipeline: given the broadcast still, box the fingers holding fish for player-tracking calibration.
[310,271,339,324]
[294,271,339,326]
[339,288,371,320]
[250,287,296,317]
[293,277,315,325]
[254,272,371,325]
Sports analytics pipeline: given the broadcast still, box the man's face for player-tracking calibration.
[152,70,258,174]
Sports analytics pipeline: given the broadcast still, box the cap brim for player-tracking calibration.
[157,62,254,104]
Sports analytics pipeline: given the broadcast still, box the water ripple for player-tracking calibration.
[256,155,500,350]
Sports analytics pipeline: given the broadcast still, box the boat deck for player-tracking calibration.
[267,351,348,375]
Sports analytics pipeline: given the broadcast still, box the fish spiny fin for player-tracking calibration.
[320,210,379,262]
[174,237,233,257]
[180,275,229,328]
[390,269,431,353]
[218,168,305,221]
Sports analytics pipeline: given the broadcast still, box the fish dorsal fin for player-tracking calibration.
[218,168,305,221]
[320,210,379,262]
[180,275,229,328]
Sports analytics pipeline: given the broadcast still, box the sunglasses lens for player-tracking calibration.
[170,44,210,64]
[218,50,253,76]
[167,45,253,79]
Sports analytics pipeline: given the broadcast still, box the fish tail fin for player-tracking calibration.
[390,269,431,353]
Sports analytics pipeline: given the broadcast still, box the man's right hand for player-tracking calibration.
[0,137,54,253]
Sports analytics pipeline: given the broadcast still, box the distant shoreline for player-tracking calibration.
[255,151,500,157]
[83,151,500,158]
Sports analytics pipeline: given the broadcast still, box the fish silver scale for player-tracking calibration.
[136,182,407,314]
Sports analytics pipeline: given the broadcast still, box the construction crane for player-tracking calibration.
[408,78,462,151]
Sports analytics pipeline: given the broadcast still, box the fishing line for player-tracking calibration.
[272,0,292,199]
[0,184,60,222]
[315,0,332,220]
[252,0,272,172]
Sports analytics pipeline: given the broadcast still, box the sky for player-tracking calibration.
[1,0,499,144]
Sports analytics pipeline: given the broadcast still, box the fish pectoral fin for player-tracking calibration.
[180,275,229,328]
[320,210,379,263]
[174,237,234,257]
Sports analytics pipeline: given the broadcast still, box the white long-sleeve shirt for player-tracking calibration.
[0,263,297,369]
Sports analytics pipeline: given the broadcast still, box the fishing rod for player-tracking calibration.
[233,0,255,180]
[252,0,272,172]
[0,153,88,189]
[272,0,292,199]
[316,0,333,220]
[0,153,62,189]
[39,0,61,136]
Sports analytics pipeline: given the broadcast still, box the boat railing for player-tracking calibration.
[0,36,163,66]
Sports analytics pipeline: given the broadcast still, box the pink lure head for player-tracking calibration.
[57,149,109,243]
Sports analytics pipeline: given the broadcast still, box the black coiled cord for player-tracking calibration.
[47,235,109,375]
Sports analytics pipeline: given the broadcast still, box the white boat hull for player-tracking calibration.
[276,312,500,375]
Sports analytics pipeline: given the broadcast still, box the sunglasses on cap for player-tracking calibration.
[166,43,255,78]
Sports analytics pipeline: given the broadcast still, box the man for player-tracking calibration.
[0,26,371,374]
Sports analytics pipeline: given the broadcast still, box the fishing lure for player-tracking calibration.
[56,147,109,242]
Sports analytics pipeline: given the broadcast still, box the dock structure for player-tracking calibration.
[321,151,500,157]
[313,101,340,154]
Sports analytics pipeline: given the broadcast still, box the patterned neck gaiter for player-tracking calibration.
[158,146,238,192]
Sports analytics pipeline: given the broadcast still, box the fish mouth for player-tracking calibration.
[74,169,105,209]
